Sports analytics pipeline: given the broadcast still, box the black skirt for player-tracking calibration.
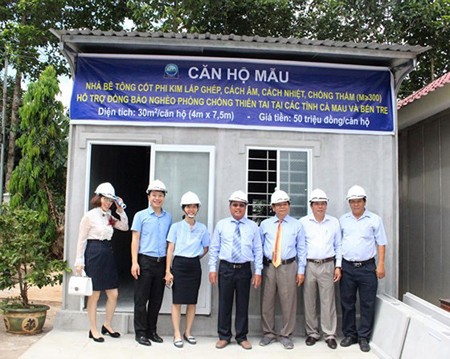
[172,256,201,304]
[85,240,119,291]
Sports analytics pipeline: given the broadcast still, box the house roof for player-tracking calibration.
[397,72,450,109]
[51,30,430,89]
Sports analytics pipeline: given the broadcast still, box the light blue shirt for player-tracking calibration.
[131,206,172,257]
[167,220,210,257]
[300,213,342,267]
[339,209,387,261]
[260,215,306,274]
[208,216,263,275]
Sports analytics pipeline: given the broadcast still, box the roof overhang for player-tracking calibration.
[398,80,450,130]
[51,30,430,93]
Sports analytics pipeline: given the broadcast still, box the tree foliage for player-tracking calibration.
[296,0,396,43]
[0,0,130,191]
[128,0,302,36]
[61,0,130,31]
[1,1,66,191]
[8,65,68,256]
[0,206,69,308]
[0,0,67,80]
[123,0,450,97]
[390,0,450,96]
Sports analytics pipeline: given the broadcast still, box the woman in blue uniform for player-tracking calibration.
[165,191,210,348]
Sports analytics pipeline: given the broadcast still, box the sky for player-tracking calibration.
[57,75,73,109]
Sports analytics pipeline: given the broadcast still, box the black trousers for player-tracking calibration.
[340,259,378,340]
[217,261,252,343]
[134,254,166,337]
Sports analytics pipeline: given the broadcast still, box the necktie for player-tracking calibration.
[272,220,282,267]
[231,221,241,263]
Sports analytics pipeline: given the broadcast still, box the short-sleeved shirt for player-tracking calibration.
[208,216,263,275]
[167,220,210,258]
[300,213,342,267]
[339,209,387,261]
[131,206,172,257]
[259,215,306,274]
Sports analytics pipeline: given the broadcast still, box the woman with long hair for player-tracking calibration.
[75,182,128,342]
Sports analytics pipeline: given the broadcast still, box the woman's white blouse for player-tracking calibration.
[75,207,128,266]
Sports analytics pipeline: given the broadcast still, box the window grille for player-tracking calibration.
[247,148,308,223]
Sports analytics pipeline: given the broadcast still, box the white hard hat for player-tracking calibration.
[94,182,116,199]
[146,179,167,194]
[180,191,201,207]
[309,188,329,203]
[271,189,290,205]
[228,190,248,204]
[346,185,367,200]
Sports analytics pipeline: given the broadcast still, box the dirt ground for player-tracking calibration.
[0,285,62,359]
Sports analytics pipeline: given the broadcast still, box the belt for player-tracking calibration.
[87,239,108,241]
[263,256,296,266]
[141,254,166,263]
[343,258,375,268]
[221,260,250,269]
[307,256,335,264]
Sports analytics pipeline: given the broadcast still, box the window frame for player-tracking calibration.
[246,146,312,222]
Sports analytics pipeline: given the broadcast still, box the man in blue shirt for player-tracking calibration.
[339,185,387,353]
[208,190,263,350]
[131,180,172,346]
[259,189,306,350]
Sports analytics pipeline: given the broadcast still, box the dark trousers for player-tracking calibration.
[134,254,166,337]
[340,259,378,340]
[217,261,252,342]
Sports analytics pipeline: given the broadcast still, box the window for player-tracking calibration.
[247,148,309,223]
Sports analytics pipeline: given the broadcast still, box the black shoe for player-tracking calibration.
[136,336,152,346]
[340,336,358,347]
[359,338,371,352]
[149,332,164,343]
[326,338,337,349]
[101,325,121,338]
[183,333,197,345]
[305,336,318,346]
[88,330,105,343]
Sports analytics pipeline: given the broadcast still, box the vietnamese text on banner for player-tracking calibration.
[70,55,395,134]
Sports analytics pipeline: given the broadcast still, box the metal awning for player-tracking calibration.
[51,29,430,91]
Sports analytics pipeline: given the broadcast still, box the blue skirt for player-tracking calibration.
[85,240,119,291]
[172,256,201,304]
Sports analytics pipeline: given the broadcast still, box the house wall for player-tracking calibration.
[59,123,398,334]
[399,107,450,306]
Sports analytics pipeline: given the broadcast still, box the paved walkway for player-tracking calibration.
[20,331,378,359]
[2,285,378,358]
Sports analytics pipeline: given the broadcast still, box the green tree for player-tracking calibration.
[390,0,450,97]
[61,0,130,31]
[1,0,66,190]
[294,0,450,97]
[8,65,68,257]
[127,0,302,36]
[296,0,395,43]
[0,0,129,194]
